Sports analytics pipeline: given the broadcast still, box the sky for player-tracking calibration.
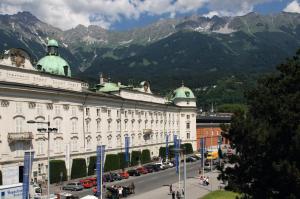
[0,0,300,31]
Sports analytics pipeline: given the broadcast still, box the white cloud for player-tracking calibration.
[0,0,278,30]
[284,0,300,13]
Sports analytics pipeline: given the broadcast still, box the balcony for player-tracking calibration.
[8,132,33,143]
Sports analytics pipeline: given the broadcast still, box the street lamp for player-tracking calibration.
[27,119,57,199]
[171,146,187,199]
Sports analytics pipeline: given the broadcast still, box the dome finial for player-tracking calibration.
[181,80,184,87]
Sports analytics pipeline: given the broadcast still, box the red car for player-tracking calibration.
[136,167,148,174]
[119,171,129,179]
[85,177,97,186]
[79,179,93,188]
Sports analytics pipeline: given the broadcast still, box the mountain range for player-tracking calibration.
[1,11,300,108]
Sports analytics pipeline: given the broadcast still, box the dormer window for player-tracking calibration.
[48,46,58,56]
[63,65,68,76]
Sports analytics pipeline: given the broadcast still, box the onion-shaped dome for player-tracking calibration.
[36,39,71,77]
[171,84,195,100]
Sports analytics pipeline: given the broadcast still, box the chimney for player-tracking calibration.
[99,73,104,85]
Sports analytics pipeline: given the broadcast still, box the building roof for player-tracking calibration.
[47,39,59,47]
[37,55,71,77]
[171,84,195,100]
[98,82,120,92]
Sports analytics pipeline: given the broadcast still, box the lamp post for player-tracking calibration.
[171,145,186,199]
[27,118,57,199]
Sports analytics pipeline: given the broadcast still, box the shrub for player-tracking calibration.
[183,143,193,154]
[131,151,141,166]
[49,160,67,184]
[71,158,87,179]
[87,156,97,176]
[117,152,131,169]
[159,147,166,159]
[104,154,120,172]
[141,149,151,164]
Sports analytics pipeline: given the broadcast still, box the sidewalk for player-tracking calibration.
[128,171,221,199]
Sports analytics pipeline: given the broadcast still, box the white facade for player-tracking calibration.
[0,49,196,184]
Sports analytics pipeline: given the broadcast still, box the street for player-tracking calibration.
[55,160,208,198]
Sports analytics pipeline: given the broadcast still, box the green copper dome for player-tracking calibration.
[47,39,58,47]
[36,39,71,77]
[171,85,195,100]
[99,82,119,92]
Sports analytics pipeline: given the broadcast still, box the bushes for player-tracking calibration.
[71,158,87,179]
[49,160,67,184]
[141,149,151,164]
[159,147,166,159]
[88,156,97,176]
[118,152,130,169]
[183,143,193,154]
[104,154,120,172]
[131,151,141,166]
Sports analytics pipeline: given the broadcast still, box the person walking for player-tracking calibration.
[131,182,135,194]
[176,190,181,199]
[172,191,175,199]
[169,184,173,194]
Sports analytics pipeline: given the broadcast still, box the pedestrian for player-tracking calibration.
[131,182,135,194]
[172,191,175,199]
[200,176,203,185]
[206,177,210,185]
[169,184,173,194]
[176,190,181,199]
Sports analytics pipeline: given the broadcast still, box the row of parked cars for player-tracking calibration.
[62,156,201,192]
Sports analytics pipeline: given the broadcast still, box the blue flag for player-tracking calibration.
[200,138,205,167]
[96,145,105,197]
[125,136,130,162]
[166,134,169,160]
[23,151,34,199]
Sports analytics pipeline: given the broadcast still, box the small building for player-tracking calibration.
[196,112,232,151]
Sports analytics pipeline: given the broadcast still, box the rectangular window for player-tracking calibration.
[97,120,101,132]
[186,115,190,119]
[86,108,90,116]
[186,122,190,129]
[55,105,60,116]
[117,110,120,117]
[108,110,111,117]
[37,104,43,115]
[187,133,190,139]
[97,108,100,117]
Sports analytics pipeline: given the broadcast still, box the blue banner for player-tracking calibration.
[22,151,34,199]
[173,134,177,145]
[125,136,130,162]
[175,139,181,174]
[96,145,105,197]
[166,134,169,160]
[200,138,205,167]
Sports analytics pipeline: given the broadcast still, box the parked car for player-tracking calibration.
[136,167,148,174]
[154,163,166,170]
[186,156,197,162]
[119,171,130,179]
[127,169,141,176]
[145,164,161,172]
[62,182,84,191]
[162,161,174,168]
[79,179,93,188]
[143,165,154,173]
[85,177,97,186]
[191,154,201,160]
[110,173,122,181]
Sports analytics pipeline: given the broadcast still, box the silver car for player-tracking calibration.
[62,182,84,191]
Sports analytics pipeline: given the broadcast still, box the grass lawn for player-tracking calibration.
[200,190,241,199]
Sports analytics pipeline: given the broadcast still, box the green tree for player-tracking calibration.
[131,151,141,166]
[141,149,151,164]
[219,50,300,198]
[87,156,97,176]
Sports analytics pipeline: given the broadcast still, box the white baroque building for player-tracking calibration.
[0,40,196,184]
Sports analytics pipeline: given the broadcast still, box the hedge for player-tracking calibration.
[88,156,97,176]
[183,143,193,154]
[141,149,151,164]
[0,170,2,185]
[118,152,131,169]
[49,160,67,184]
[104,154,120,172]
[71,158,87,179]
[131,151,141,166]
[159,147,166,159]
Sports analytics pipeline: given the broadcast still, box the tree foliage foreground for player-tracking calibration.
[220,50,300,198]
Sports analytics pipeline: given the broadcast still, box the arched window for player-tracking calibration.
[71,118,78,133]
[71,137,78,152]
[54,118,62,133]
[15,116,25,132]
